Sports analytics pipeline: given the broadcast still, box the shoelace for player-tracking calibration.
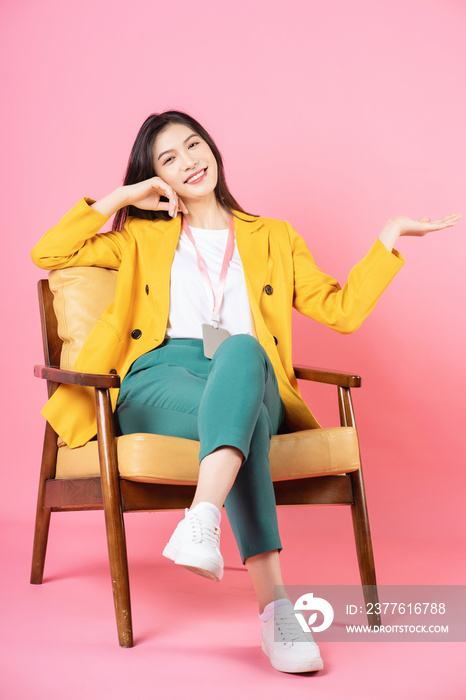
[274,608,316,644]
[186,510,220,547]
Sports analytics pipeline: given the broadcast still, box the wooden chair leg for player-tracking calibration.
[31,422,58,584]
[338,386,382,628]
[95,388,133,648]
[349,470,381,627]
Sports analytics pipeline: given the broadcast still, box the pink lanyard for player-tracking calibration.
[181,214,235,328]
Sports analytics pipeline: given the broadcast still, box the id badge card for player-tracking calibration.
[202,324,231,359]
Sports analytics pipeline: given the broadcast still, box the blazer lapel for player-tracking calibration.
[144,215,182,324]
[148,211,269,306]
[233,212,268,304]
[141,212,269,334]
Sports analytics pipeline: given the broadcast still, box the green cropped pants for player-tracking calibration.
[116,335,285,564]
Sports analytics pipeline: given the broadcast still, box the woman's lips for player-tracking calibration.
[185,167,207,185]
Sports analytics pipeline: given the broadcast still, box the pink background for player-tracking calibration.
[1,0,465,698]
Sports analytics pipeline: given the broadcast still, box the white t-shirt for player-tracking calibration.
[165,226,254,339]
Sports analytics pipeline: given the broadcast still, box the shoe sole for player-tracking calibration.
[163,541,223,582]
[162,542,178,562]
[178,563,222,582]
[261,641,324,673]
[175,550,223,582]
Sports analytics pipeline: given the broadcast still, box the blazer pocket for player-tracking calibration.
[96,318,122,342]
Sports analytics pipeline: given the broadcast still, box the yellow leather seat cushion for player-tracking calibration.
[55,427,360,483]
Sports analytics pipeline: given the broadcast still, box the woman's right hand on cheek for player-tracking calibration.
[90,177,188,218]
[121,177,189,217]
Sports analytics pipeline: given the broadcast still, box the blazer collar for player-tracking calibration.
[150,209,264,235]
[233,211,269,305]
[231,209,264,235]
[148,210,269,305]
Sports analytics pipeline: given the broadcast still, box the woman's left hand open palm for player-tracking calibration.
[395,213,462,237]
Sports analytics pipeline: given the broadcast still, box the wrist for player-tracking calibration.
[378,219,401,252]
[107,186,129,209]
[91,187,128,217]
[115,185,132,209]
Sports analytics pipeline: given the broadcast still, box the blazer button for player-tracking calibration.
[131,329,142,339]
[109,369,117,374]
[145,284,149,295]
[265,285,273,295]
[273,336,278,345]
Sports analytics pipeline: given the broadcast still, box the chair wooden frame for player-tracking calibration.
[31,278,381,647]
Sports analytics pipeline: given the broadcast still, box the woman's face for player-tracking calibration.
[153,122,218,202]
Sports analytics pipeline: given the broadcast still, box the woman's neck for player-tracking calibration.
[183,195,230,229]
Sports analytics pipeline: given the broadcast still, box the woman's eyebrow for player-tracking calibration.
[157,133,199,161]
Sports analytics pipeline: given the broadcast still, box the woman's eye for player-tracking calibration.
[188,141,199,149]
[163,156,174,165]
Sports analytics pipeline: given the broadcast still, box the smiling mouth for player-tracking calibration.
[185,168,207,184]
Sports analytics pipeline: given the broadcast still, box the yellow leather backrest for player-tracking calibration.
[48,267,118,369]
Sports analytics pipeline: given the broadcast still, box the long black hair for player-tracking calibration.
[113,111,257,230]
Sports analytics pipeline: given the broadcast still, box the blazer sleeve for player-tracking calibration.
[287,221,405,334]
[31,198,133,270]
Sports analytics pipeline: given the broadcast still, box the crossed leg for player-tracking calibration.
[117,335,289,612]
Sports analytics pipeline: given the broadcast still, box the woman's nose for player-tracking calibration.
[181,152,197,169]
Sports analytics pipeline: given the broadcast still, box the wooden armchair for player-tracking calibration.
[31,268,382,647]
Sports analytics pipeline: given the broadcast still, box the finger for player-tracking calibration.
[169,195,178,217]
[171,192,181,218]
[430,219,460,230]
[178,197,189,214]
[151,179,177,215]
[155,201,171,213]
[444,213,462,223]
[433,213,462,224]
[168,196,176,217]
[150,178,173,199]
[153,194,175,217]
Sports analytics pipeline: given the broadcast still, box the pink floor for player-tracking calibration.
[2,507,465,700]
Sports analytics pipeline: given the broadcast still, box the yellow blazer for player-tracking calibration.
[31,198,405,448]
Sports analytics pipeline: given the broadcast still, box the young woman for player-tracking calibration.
[31,110,461,674]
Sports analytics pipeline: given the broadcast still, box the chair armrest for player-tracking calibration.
[293,364,361,388]
[34,364,358,389]
[34,365,121,389]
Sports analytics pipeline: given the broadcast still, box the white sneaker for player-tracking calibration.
[162,504,223,582]
[261,600,324,673]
